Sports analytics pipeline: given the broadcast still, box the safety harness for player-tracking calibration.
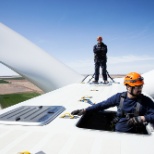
[119,92,141,117]
[114,92,142,123]
[112,92,148,134]
[94,43,107,62]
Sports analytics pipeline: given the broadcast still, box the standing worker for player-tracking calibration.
[93,36,108,84]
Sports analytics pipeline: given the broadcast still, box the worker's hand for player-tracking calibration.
[71,109,85,116]
[127,116,143,125]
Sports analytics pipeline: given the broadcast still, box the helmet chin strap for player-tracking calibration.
[127,86,136,97]
[130,87,136,96]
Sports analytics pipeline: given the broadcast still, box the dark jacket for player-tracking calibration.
[86,92,154,132]
[93,42,107,62]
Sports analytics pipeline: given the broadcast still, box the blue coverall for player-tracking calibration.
[86,92,154,132]
[93,42,107,82]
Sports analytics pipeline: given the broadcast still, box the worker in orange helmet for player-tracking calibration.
[93,36,108,84]
[71,72,154,133]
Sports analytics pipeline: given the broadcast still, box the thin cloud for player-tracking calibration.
[65,55,154,74]
[108,55,154,64]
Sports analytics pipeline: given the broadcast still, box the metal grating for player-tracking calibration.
[0,106,65,126]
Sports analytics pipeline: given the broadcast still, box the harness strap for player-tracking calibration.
[118,92,141,117]
[119,92,126,109]
[134,101,141,116]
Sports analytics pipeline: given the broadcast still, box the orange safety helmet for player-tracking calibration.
[124,72,144,87]
[97,36,103,41]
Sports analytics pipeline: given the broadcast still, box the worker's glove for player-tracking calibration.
[127,116,143,126]
[112,117,120,124]
[71,109,85,116]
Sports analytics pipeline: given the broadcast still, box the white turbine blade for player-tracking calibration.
[142,69,154,98]
[0,23,83,92]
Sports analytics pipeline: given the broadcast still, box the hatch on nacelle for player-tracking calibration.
[76,111,149,135]
[0,105,65,126]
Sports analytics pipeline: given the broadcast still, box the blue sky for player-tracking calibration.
[0,0,154,75]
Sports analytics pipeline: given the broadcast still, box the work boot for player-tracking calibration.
[92,80,98,84]
[104,80,109,84]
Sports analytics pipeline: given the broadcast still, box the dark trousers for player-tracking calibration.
[94,61,107,81]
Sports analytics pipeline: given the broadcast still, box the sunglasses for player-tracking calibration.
[134,85,143,89]
[126,77,144,83]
